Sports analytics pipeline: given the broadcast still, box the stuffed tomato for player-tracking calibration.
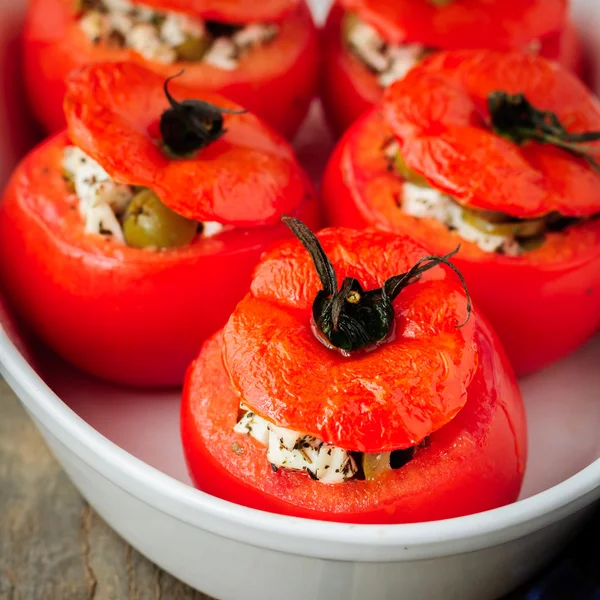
[182,218,526,524]
[23,0,318,139]
[321,0,582,136]
[322,50,600,376]
[0,62,318,387]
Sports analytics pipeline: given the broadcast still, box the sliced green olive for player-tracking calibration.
[175,36,213,62]
[122,189,198,249]
[394,153,430,187]
[362,453,391,480]
[461,208,547,239]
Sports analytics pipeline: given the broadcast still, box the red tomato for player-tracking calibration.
[0,64,319,386]
[321,1,582,136]
[23,0,318,139]
[322,51,600,376]
[181,227,526,524]
[65,62,310,226]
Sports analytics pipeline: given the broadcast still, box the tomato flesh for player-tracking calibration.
[181,321,526,524]
[0,133,319,386]
[23,0,318,139]
[322,109,600,375]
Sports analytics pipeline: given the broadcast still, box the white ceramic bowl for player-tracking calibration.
[2,1,600,599]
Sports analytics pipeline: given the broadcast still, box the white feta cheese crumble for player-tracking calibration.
[128,23,177,63]
[63,146,222,244]
[80,11,107,43]
[347,18,423,87]
[347,21,389,73]
[234,404,358,484]
[402,183,521,256]
[378,44,424,87]
[160,13,205,47]
[201,221,225,238]
[78,0,279,68]
[63,146,134,242]
[232,24,278,49]
[203,38,238,70]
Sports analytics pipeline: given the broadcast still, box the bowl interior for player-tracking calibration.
[1,0,600,523]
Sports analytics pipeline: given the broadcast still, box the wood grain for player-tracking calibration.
[0,377,212,600]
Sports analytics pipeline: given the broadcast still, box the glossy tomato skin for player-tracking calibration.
[23,0,318,139]
[320,3,584,137]
[181,317,526,524]
[322,110,600,375]
[0,133,319,387]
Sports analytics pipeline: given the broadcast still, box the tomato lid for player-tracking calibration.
[384,50,600,218]
[339,0,566,51]
[222,226,477,453]
[64,62,308,226]
[130,0,299,23]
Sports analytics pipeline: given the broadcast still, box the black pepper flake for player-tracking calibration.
[232,442,244,455]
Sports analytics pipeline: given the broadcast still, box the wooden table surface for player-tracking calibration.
[0,377,211,600]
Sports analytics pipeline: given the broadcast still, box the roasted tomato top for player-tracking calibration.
[340,0,566,51]
[64,62,308,226]
[222,226,476,454]
[137,0,299,22]
[384,50,600,219]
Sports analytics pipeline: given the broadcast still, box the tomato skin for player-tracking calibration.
[320,3,584,137]
[23,0,318,139]
[322,110,600,376]
[181,319,526,524]
[0,133,319,386]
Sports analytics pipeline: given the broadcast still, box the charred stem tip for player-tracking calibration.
[433,246,472,329]
[383,245,471,328]
[282,215,338,297]
[163,70,186,106]
[162,69,248,116]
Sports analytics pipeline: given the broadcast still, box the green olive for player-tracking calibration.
[122,189,198,249]
[362,453,391,481]
[341,11,361,41]
[518,236,546,254]
[461,208,547,239]
[62,170,76,194]
[394,153,431,187]
[176,36,213,62]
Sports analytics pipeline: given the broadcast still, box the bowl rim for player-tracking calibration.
[2,325,600,562]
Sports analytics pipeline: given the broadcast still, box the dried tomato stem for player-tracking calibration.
[282,216,471,354]
[489,91,600,173]
[160,71,247,156]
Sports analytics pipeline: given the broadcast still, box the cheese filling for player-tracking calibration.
[234,404,358,484]
[383,142,522,255]
[62,146,224,243]
[402,183,521,256]
[345,17,425,87]
[78,0,279,67]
